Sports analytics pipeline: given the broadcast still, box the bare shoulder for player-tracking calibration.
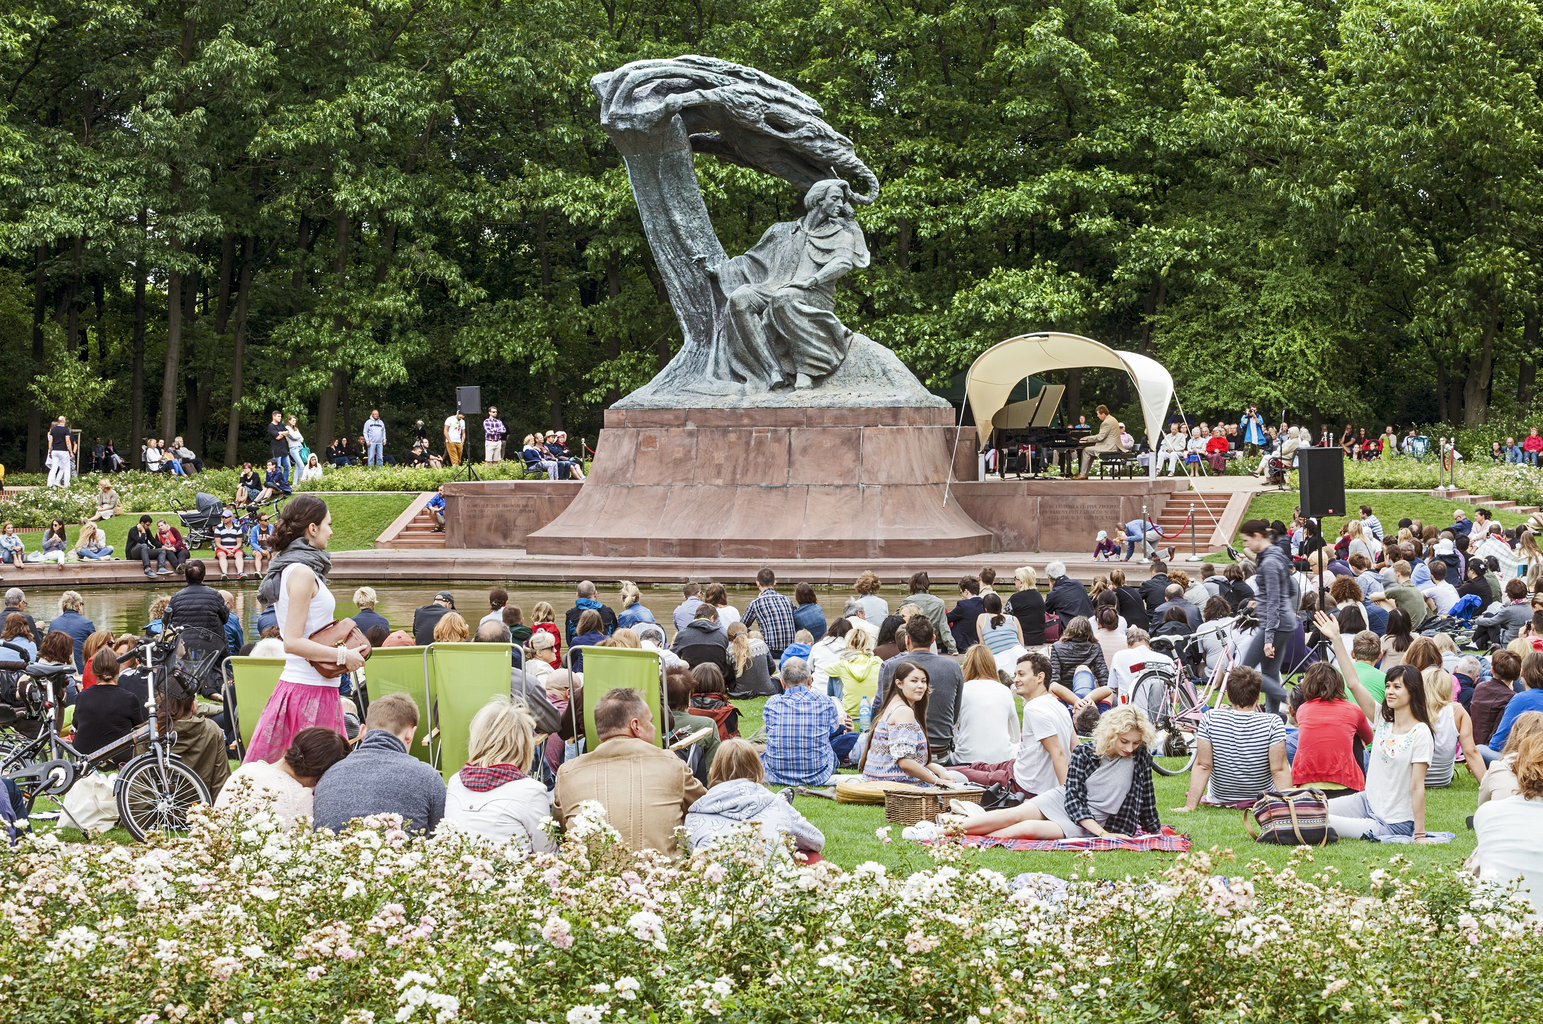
[887,704,917,725]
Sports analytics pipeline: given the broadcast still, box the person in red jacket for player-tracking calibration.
[1525,427,1543,466]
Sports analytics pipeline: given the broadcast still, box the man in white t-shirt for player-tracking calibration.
[1096,628,1178,707]
[952,651,1072,798]
[443,412,466,466]
[1419,559,1461,617]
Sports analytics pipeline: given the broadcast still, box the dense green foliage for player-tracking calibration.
[6,0,1543,470]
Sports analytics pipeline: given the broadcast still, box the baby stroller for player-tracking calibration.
[171,491,225,551]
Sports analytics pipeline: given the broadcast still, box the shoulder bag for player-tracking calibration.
[306,620,372,679]
[1245,787,1338,846]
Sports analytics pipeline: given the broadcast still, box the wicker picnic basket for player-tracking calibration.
[883,786,985,826]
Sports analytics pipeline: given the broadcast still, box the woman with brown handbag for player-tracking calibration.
[243,495,366,763]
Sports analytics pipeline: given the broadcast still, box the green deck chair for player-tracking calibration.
[361,646,435,765]
[222,657,286,757]
[428,642,513,779]
[577,647,666,749]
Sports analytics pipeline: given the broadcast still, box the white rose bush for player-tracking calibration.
[1,799,1540,1023]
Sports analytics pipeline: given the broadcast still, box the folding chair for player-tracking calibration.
[574,647,666,750]
[221,656,286,759]
[426,642,512,779]
[362,646,434,765]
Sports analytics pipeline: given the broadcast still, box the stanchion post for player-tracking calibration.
[1190,511,1197,558]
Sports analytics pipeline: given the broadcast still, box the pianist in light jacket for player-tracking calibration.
[1076,405,1126,478]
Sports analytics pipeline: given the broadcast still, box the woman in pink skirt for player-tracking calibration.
[243,495,360,763]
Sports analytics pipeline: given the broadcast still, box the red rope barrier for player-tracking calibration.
[1150,510,1193,540]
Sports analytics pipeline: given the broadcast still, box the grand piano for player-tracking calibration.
[985,385,1083,478]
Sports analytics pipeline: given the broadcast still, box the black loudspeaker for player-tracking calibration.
[456,386,481,415]
[1299,446,1346,518]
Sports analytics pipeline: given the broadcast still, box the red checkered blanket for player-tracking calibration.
[925,826,1191,853]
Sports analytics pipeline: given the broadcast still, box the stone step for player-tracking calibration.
[1428,488,1469,498]
[1478,500,1516,509]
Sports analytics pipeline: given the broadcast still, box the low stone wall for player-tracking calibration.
[442,481,581,549]
[950,477,1188,551]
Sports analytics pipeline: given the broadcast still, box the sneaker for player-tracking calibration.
[157,568,172,575]
[144,569,156,578]
[780,787,796,805]
[220,573,229,580]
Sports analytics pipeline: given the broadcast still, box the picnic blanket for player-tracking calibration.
[1376,831,1455,844]
[924,826,1191,853]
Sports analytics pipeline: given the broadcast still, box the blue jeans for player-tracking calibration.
[1285,727,1299,762]
[1072,665,1096,699]
[1478,744,1504,765]
[368,443,384,466]
[79,547,113,560]
[275,454,292,481]
[1530,451,1539,467]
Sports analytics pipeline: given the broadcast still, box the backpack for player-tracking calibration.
[1245,788,1337,846]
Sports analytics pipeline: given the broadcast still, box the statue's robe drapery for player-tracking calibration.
[715,215,871,391]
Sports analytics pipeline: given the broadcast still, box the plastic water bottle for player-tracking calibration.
[858,697,871,733]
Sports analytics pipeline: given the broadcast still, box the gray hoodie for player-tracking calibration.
[1254,541,1293,634]
[684,779,824,854]
[312,730,446,835]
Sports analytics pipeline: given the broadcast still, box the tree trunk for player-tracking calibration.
[605,254,622,404]
[1463,299,1499,426]
[161,251,183,438]
[224,235,254,466]
[1436,358,1449,424]
[27,244,45,472]
[896,215,910,272]
[315,211,351,447]
[537,213,563,429]
[132,211,147,458]
[1520,311,1539,409]
[183,263,202,445]
[93,272,105,362]
[66,235,82,354]
[215,233,233,333]
[1065,368,1081,423]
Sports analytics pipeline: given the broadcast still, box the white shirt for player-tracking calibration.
[806,635,847,692]
[443,776,556,854]
[1108,645,1178,703]
[275,563,337,687]
[1420,582,1460,616]
[1472,795,1543,913]
[1014,693,1074,795]
[444,415,465,443]
[215,760,313,826]
[714,604,741,628]
[480,610,506,629]
[951,678,1020,764]
[1365,720,1433,825]
[846,616,879,642]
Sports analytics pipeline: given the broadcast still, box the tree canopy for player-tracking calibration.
[4,0,1543,469]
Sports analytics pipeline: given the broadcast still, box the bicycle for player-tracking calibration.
[0,626,223,841]
[1140,633,1229,776]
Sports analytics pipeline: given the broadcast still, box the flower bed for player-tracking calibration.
[2,802,1538,1023]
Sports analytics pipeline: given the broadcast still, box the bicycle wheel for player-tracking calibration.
[1151,681,1202,776]
[115,755,211,842]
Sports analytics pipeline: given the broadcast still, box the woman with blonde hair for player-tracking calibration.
[442,696,554,852]
[1345,519,1374,563]
[616,580,656,630]
[610,627,641,649]
[685,738,825,856]
[433,612,469,643]
[723,621,774,697]
[1418,652,1486,789]
[1471,712,1543,909]
[73,520,114,561]
[953,705,1162,839]
[827,623,881,714]
[1006,564,1047,645]
[531,601,561,658]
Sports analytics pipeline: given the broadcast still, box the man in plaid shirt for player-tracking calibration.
[742,567,797,656]
[760,659,841,786]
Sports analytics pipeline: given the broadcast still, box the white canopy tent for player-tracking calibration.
[963,332,1175,478]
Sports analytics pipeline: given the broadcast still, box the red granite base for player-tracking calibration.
[525,408,993,559]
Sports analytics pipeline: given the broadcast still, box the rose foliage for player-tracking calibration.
[0,800,1539,1023]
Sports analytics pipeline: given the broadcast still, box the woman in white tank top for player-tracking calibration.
[243,496,361,764]
[1419,666,1486,790]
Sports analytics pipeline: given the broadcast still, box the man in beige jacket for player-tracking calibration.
[553,687,707,854]
[1075,404,1125,479]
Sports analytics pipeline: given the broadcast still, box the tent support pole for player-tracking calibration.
[943,397,968,507]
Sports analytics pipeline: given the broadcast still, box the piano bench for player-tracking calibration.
[1097,453,1138,479]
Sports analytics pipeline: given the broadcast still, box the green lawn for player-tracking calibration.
[33,690,1480,887]
[1234,489,1531,546]
[5,492,413,559]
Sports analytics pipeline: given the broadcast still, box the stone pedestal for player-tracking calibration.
[524,406,993,559]
[442,481,581,549]
[950,477,1189,551]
